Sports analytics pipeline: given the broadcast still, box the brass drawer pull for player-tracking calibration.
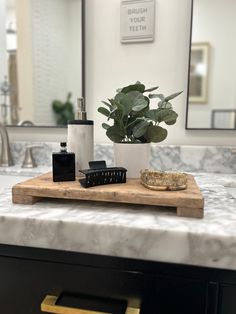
[41,295,140,314]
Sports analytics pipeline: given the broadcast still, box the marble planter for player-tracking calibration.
[114,143,150,178]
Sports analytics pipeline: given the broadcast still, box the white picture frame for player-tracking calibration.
[120,0,155,43]
[189,43,210,104]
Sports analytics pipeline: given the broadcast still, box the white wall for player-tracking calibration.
[7,0,236,146]
[188,0,236,128]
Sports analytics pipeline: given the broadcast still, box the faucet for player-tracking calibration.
[0,122,14,166]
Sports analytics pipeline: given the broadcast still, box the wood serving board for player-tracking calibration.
[12,172,204,218]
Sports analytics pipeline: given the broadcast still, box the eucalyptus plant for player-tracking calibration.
[52,92,74,126]
[98,82,182,143]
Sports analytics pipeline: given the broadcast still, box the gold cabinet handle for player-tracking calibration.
[41,295,140,314]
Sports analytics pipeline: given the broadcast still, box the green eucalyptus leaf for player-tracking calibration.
[144,86,159,92]
[52,101,64,113]
[146,109,178,125]
[106,126,125,143]
[115,92,125,103]
[63,110,74,121]
[132,98,148,112]
[101,101,112,110]
[158,101,172,109]
[165,91,183,101]
[109,107,117,118]
[136,136,148,143]
[156,109,178,125]
[98,107,110,117]
[66,92,72,102]
[164,111,178,125]
[146,125,168,143]
[130,103,149,118]
[144,96,150,106]
[145,109,159,122]
[102,123,110,130]
[127,123,137,137]
[133,120,149,138]
[52,95,74,125]
[121,91,144,114]
[112,101,126,122]
[149,93,165,100]
[108,98,117,110]
[121,82,145,94]
[127,117,140,128]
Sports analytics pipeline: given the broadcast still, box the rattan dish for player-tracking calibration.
[140,169,187,191]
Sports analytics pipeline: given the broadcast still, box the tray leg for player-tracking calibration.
[177,207,203,219]
[12,193,42,205]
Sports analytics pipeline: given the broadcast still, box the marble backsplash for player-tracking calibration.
[9,142,236,174]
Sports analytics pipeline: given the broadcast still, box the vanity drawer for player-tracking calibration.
[0,255,147,314]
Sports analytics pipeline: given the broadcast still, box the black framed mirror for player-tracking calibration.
[186,0,236,130]
[0,0,85,128]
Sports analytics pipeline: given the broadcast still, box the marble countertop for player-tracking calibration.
[0,165,50,177]
[0,169,236,270]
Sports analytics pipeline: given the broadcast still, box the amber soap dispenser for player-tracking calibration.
[52,142,75,182]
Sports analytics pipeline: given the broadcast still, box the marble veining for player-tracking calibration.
[0,172,236,270]
[9,142,236,173]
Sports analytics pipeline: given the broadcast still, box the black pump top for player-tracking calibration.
[60,142,67,152]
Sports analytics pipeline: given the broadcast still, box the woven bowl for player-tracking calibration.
[140,170,187,191]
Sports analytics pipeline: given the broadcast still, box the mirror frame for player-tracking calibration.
[185,0,236,131]
[7,0,85,129]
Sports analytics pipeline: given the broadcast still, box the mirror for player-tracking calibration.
[0,0,84,127]
[186,0,236,130]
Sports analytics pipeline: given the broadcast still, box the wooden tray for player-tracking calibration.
[12,172,204,218]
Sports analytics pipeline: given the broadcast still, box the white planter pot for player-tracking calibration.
[114,143,150,178]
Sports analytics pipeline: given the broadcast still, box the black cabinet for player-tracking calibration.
[155,276,206,314]
[218,284,236,314]
[0,244,236,314]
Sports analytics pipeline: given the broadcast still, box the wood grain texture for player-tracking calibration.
[177,207,203,219]
[12,172,204,218]
[12,194,42,205]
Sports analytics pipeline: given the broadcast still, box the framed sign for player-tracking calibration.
[189,43,210,103]
[120,0,155,43]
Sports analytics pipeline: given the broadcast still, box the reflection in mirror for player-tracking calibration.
[212,110,236,129]
[0,0,83,127]
[186,0,236,130]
